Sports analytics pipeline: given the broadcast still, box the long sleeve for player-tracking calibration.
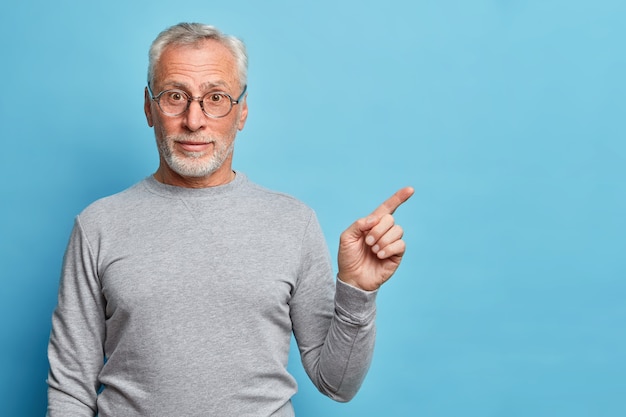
[46,174,377,416]
[47,217,105,417]
[290,214,377,402]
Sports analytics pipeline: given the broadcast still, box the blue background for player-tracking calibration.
[1,1,625,416]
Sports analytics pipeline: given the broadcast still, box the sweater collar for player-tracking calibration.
[142,171,246,199]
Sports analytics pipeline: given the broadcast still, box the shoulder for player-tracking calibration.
[77,179,151,226]
[239,177,315,218]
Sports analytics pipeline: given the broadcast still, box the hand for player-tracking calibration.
[337,187,414,292]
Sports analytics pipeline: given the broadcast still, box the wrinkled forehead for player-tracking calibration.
[153,39,240,89]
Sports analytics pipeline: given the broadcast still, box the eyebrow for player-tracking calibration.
[201,81,229,90]
[161,80,230,93]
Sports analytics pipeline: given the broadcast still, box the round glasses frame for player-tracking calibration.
[147,84,247,119]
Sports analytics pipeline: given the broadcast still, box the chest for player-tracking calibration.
[97,213,302,329]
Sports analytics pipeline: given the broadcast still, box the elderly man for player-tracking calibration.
[47,22,413,417]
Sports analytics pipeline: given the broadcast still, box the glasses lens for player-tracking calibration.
[202,93,232,117]
[159,90,189,115]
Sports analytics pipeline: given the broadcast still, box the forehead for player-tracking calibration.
[154,39,239,90]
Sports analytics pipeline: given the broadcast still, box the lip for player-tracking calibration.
[177,141,213,153]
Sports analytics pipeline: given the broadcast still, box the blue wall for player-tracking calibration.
[1,1,625,416]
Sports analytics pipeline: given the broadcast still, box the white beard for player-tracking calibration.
[158,133,236,178]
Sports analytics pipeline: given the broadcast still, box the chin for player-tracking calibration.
[167,155,222,178]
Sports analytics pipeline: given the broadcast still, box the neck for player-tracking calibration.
[154,166,236,188]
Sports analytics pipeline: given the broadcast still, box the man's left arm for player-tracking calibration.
[291,187,413,401]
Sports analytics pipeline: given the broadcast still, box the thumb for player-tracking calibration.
[341,215,377,243]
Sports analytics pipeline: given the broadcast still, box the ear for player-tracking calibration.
[144,87,154,127]
[237,94,248,131]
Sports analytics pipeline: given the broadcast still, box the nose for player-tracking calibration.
[183,98,207,131]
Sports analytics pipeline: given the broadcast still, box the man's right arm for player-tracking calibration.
[47,218,105,417]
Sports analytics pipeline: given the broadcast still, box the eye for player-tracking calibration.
[166,91,186,102]
[208,93,225,103]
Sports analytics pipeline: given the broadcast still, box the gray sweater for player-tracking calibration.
[47,173,377,417]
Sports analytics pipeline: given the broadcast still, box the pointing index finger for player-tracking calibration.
[371,186,415,217]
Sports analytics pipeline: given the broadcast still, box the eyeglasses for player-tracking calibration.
[147,84,247,118]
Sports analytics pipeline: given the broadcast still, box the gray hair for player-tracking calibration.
[147,22,248,89]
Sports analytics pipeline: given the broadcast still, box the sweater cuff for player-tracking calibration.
[334,278,378,324]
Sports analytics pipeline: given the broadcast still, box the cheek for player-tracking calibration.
[210,116,239,139]
[153,116,178,137]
